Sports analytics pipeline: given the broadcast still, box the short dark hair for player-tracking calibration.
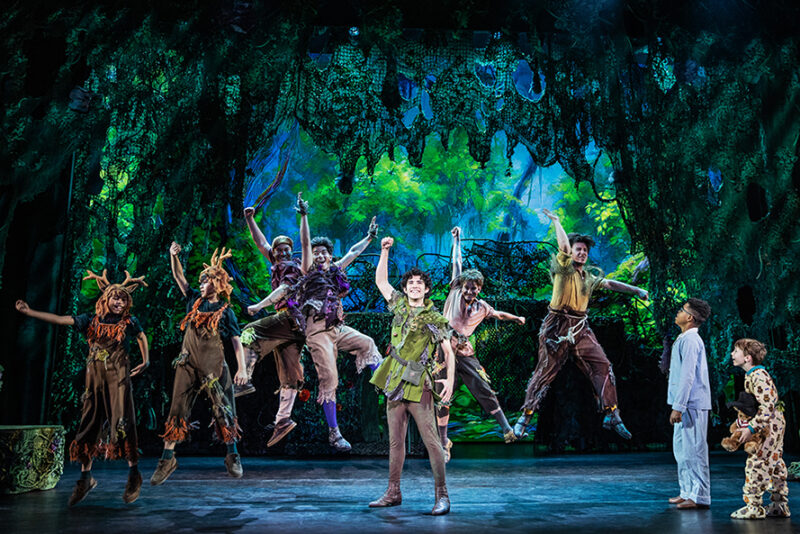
[458,269,484,287]
[686,297,711,324]
[401,267,432,297]
[734,338,767,365]
[568,233,596,249]
[310,236,334,255]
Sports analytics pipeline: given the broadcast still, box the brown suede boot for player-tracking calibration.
[369,482,402,507]
[431,485,450,515]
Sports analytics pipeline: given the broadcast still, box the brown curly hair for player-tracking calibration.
[734,338,767,365]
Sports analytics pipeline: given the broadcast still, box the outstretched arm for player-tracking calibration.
[601,279,649,300]
[337,216,378,270]
[169,242,190,297]
[246,284,289,315]
[15,300,74,326]
[375,237,395,301]
[130,332,150,377]
[297,193,312,274]
[243,207,273,262]
[543,209,570,255]
[491,310,526,325]
[450,226,462,283]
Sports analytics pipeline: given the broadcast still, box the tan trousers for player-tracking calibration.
[304,314,381,403]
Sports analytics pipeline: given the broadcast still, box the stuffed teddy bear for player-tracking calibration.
[721,391,767,454]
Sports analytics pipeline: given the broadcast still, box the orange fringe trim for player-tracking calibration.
[160,416,192,443]
[86,315,130,344]
[180,299,227,333]
[213,417,242,445]
[100,439,139,462]
[69,440,102,463]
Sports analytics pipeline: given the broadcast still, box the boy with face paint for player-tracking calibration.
[729,338,789,519]
[241,198,307,447]
[287,193,382,452]
[150,243,248,486]
[436,226,526,460]
[16,269,149,506]
[513,209,649,440]
[369,237,456,515]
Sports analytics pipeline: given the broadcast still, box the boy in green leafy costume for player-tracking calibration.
[369,236,456,516]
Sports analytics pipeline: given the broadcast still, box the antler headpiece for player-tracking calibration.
[200,247,234,300]
[83,269,148,317]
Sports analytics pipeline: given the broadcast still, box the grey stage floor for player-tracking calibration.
[2,450,798,533]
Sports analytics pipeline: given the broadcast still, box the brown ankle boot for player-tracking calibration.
[431,485,450,515]
[369,482,402,507]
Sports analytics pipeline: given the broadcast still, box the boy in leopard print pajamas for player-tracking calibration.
[730,338,789,519]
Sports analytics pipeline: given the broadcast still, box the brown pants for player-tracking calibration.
[70,343,138,463]
[162,326,240,444]
[242,311,304,389]
[387,389,446,487]
[521,308,618,414]
[305,315,381,403]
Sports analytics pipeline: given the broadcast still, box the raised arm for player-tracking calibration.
[130,332,150,377]
[375,237,395,301]
[601,279,649,300]
[543,209,570,254]
[297,193,312,274]
[169,241,190,297]
[243,207,273,262]
[337,216,378,270]
[15,300,74,326]
[246,284,289,316]
[450,226,462,283]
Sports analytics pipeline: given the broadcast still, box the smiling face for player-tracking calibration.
[108,293,127,315]
[312,245,332,270]
[403,275,428,302]
[274,243,293,262]
[461,280,482,304]
[571,241,589,266]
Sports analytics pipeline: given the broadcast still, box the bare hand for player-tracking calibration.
[381,237,394,250]
[367,216,378,239]
[738,427,753,444]
[170,242,181,256]
[247,304,261,316]
[295,192,309,215]
[451,226,461,239]
[637,289,649,300]
[542,208,559,223]
[15,300,30,315]
[436,378,453,404]
[244,207,255,218]
[130,361,149,377]
[514,316,526,325]
[669,409,682,425]
[234,368,248,386]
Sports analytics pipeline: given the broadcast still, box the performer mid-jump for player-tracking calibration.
[514,209,648,440]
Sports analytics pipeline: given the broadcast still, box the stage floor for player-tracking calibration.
[2,450,797,533]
